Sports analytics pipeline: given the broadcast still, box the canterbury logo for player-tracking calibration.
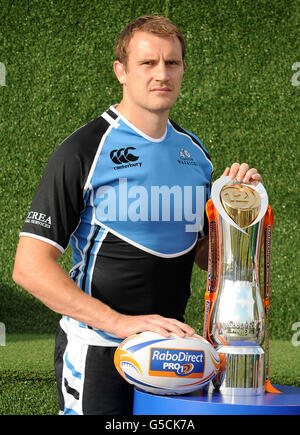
[110,147,139,165]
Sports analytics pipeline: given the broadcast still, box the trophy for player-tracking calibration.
[203,176,281,396]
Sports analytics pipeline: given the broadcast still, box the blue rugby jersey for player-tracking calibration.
[21,106,213,345]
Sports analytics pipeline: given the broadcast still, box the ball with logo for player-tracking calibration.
[114,331,220,395]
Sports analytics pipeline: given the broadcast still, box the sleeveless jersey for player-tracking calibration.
[21,106,213,345]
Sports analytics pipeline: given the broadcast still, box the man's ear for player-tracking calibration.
[113,60,127,85]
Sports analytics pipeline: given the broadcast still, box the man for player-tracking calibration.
[13,16,261,415]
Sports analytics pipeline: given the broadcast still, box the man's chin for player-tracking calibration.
[146,99,176,113]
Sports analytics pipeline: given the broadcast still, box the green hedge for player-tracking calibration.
[0,0,299,339]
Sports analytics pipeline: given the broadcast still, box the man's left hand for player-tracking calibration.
[222,162,262,185]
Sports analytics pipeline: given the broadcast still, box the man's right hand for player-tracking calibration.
[109,312,195,339]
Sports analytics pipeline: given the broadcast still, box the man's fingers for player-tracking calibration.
[242,168,262,184]
[237,163,250,181]
[161,317,195,337]
[221,167,230,177]
[228,162,242,180]
[229,162,249,181]
[146,315,195,338]
[113,314,195,339]
[224,162,262,185]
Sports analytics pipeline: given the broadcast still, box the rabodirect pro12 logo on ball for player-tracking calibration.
[149,348,205,378]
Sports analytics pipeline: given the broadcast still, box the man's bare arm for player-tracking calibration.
[13,236,194,338]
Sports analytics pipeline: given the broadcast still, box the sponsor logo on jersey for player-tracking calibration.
[149,348,205,378]
[110,147,142,170]
[25,211,52,228]
[178,148,200,166]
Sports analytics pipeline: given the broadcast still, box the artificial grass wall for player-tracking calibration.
[0,0,299,339]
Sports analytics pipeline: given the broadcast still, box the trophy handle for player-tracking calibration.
[203,199,221,344]
[263,205,281,394]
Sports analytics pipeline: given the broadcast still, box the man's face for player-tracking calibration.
[115,31,185,114]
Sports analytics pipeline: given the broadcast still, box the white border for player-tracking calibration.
[109,105,168,143]
[19,232,65,254]
[83,121,116,195]
[93,218,197,258]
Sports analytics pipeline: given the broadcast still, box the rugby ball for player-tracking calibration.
[114,331,219,395]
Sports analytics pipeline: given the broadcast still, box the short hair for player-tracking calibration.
[115,15,186,66]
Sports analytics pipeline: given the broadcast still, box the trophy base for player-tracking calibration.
[213,343,265,396]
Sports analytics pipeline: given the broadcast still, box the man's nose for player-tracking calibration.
[154,62,169,81]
